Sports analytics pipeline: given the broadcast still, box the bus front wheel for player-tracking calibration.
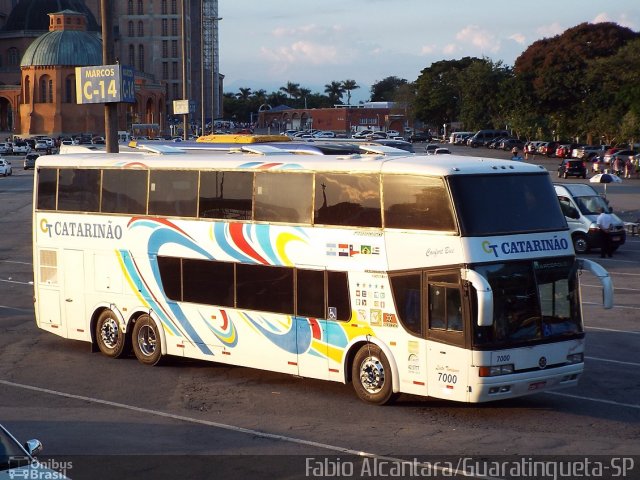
[351,344,397,405]
[132,314,163,366]
[95,309,126,358]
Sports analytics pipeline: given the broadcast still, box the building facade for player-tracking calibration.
[0,0,219,137]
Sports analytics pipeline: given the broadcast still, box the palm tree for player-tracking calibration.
[236,87,252,101]
[279,82,301,102]
[341,79,359,105]
[324,81,344,105]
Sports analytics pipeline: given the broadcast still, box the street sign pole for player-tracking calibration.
[101,0,118,153]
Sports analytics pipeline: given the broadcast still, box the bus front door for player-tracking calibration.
[424,272,470,402]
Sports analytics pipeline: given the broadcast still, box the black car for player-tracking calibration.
[557,159,587,179]
[407,132,431,143]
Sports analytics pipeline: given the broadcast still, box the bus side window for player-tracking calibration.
[314,173,381,228]
[254,172,312,224]
[37,168,58,210]
[58,168,100,212]
[149,170,198,217]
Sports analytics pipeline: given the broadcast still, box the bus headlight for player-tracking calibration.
[566,353,583,364]
[479,364,514,377]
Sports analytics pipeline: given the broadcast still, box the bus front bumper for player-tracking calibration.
[468,363,583,403]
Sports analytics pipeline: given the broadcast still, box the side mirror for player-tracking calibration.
[25,439,43,456]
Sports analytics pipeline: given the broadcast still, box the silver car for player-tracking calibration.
[0,423,70,479]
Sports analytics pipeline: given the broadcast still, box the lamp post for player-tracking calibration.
[101,0,118,152]
[181,0,189,140]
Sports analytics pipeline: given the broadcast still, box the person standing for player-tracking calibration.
[596,207,615,258]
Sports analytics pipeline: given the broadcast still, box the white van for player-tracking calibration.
[554,183,626,254]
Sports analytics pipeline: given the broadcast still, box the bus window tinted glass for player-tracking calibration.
[157,256,181,301]
[182,259,234,307]
[383,175,455,230]
[254,172,312,224]
[102,169,147,214]
[327,271,350,321]
[199,171,252,220]
[449,173,566,235]
[58,169,100,212]
[314,173,381,227]
[297,269,324,318]
[37,168,57,210]
[390,274,421,336]
[236,264,293,314]
[149,170,198,217]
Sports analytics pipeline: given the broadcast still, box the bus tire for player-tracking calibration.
[95,309,126,358]
[132,314,163,366]
[351,344,397,405]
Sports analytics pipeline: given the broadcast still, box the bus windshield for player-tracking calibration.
[449,173,567,236]
[472,257,582,349]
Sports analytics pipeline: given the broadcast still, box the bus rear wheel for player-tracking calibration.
[95,309,126,358]
[351,344,397,405]
[132,314,163,366]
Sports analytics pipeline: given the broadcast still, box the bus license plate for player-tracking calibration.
[528,381,547,391]
[612,236,620,241]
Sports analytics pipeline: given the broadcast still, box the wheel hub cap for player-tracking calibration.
[360,356,385,394]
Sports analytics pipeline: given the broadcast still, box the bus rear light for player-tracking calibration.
[479,364,514,377]
[566,353,583,364]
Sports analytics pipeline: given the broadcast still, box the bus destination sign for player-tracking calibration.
[75,64,135,104]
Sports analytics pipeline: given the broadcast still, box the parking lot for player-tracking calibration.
[0,149,638,479]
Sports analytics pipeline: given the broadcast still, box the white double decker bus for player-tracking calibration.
[32,148,613,404]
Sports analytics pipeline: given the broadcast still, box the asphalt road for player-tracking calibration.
[0,153,638,480]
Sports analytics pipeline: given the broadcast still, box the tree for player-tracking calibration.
[279,82,301,102]
[324,81,344,105]
[341,79,359,105]
[236,87,252,101]
[370,76,407,102]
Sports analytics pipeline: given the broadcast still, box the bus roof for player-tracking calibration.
[38,150,548,177]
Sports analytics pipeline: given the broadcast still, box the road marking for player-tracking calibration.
[546,391,640,410]
[0,260,32,265]
[586,356,640,367]
[582,283,640,292]
[0,279,33,286]
[586,325,640,334]
[0,379,495,479]
[583,301,640,311]
[0,305,33,313]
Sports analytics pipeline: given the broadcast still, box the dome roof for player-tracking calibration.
[3,0,99,32]
[20,30,102,67]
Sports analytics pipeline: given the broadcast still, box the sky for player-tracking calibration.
[217,0,639,104]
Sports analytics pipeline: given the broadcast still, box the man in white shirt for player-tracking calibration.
[596,207,615,258]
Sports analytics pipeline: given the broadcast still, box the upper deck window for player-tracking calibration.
[254,172,312,224]
[314,173,381,227]
[383,175,455,231]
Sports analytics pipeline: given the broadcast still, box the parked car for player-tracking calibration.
[367,138,415,153]
[425,144,440,154]
[352,130,374,139]
[24,152,39,170]
[407,131,431,143]
[34,140,50,152]
[12,141,30,155]
[312,131,336,138]
[0,158,12,176]
[0,423,70,479]
[433,147,451,154]
[0,142,12,155]
[557,159,587,179]
[500,138,525,151]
